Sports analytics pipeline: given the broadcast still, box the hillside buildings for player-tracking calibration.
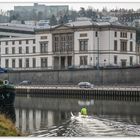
[0,21,137,70]
[12,3,69,20]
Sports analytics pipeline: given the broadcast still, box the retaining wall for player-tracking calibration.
[0,67,140,85]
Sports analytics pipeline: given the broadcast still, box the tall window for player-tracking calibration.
[120,32,127,38]
[114,31,117,37]
[5,47,8,54]
[120,40,127,52]
[12,41,15,45]
[130,41,133,52]
[79,40,88,51]
[32,58,36,68]
[114,55,117,64]
[26,46,29,54]
[40,41,48,53]
[80,56,87,65]
[25,58,29,68]
[19,40,22,44]
[130,56,133,66]
[95,31,98,37]
[19,59,22,68]
[12,47,15,54]
[12,59,15,68]
[130,33,133,39]
[114,40,117,51]
[5,41,8,45]
[33,39,36,44]
[5,59,9,68]
[41,58,48,68]
[19,47,22,54]
[26,40,29,44]
[53,34,73,52]
[33,46,36,53]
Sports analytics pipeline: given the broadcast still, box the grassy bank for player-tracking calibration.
[0,114,21,136]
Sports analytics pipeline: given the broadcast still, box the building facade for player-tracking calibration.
[0,21,137,70]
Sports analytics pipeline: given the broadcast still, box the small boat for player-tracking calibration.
[0,80,15,105]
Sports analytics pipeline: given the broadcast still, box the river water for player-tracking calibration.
[14,96,140,137]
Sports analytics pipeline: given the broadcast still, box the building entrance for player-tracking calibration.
[54,56,72,69]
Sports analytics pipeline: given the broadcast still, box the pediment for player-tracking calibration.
[53,24,72,30]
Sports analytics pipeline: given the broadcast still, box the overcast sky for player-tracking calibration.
[0,0,140,11]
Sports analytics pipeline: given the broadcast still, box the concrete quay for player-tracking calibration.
[15,85,140,101]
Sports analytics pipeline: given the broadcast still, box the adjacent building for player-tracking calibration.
[0,23,35,38]
[13,3,69,19]
[0,21,137,70]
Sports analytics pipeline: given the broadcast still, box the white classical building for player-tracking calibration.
[0,21,137,70]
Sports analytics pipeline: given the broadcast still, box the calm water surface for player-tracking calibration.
[14,96,140,137]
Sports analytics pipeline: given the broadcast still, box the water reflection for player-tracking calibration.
[15,108,70,133]
[14,96,140,136]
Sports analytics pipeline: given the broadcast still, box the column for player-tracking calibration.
[59,56,61,69]
[65,56,68,69]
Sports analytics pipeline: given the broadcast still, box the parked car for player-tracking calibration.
[78,82,94,88]
[19,80,31,85]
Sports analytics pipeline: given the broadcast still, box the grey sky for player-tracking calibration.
[0,0,140,11]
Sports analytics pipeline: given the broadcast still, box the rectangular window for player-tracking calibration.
[25,58,29,68]
[79,40,88,51]
[53,33,73,53]
[5,59,9,68]
[19,47,22,54]
[130,33,133,39]
[130,41,133,52]
[32,58,36,68]
[26,46,29,54]
[120,32,127,38]
[55,36,59,41]
[80,56,88,65]
[19,59,22,68]
[33,39,35,44]
[80,33,87,37]
[19,40,22,44]
[5,47,8,54]
[12,41,15,45]
[40,36,47,39]
[130,56,133,65]
[41,58,48,68]
[12,47,15,54]
[26,40,29,44]
[33,46,36,53]
[40,41,48,53]
[12,59,15,68]
[5,41,8,45]
[95,31,98,37]
[114,55,117,64]
[114,40,117,51]
[114,32,117,37]
[120,40,127,52]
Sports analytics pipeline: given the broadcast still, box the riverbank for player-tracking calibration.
[0,114,21,136]
[15,85,140,101]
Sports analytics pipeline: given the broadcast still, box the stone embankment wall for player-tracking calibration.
[0,68,140,85]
